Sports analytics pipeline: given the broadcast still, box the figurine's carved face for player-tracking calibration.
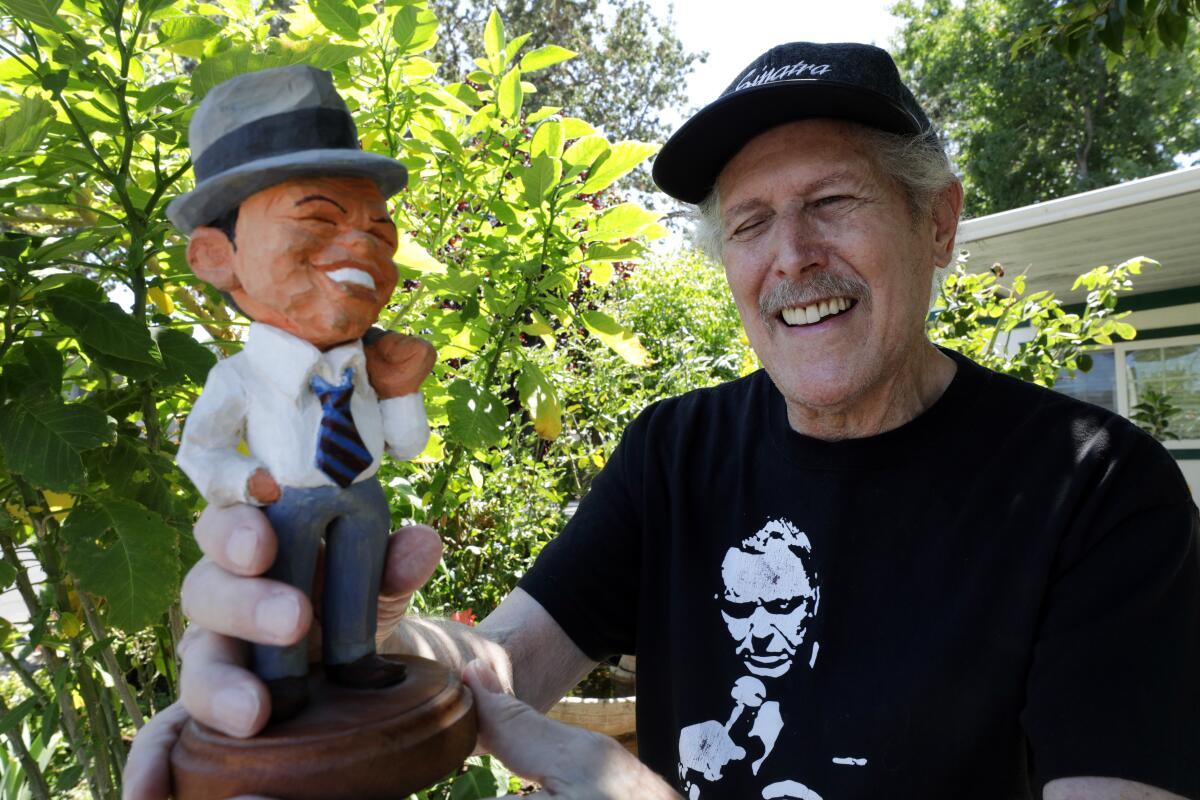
[188,176,399,350]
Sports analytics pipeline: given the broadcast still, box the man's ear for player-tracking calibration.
[930,179,964,269]
[186,227,238,290]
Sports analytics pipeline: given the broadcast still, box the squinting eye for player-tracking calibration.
[814,195,849,208]
[730,219,765,239]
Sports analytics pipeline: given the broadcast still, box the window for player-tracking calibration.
[1051,334,1200,448]
[1053,350,1117,412]
[1120,339,1200,443]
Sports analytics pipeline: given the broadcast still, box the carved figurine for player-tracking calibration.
[167,65,437,721]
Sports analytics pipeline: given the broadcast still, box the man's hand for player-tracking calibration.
[462,661,681,800]
[121,504,442,799]
[364,333,436,399]
[246,468,280,505]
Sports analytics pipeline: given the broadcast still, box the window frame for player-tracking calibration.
[1113,333,1200,450]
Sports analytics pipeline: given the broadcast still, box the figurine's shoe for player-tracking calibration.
[325,654,408,690]
[266,676,309,723]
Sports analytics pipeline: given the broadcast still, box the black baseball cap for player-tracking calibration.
[652,42,931,204]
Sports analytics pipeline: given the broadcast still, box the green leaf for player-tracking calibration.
[445,381,507,449]
[0,398,109,490]
[530,119,563,159]
[450,763,501,799]
[484,8,505,62]
[62,498,179,632]
[497,67,523,119]
[578,141,659,193]
[581,310,653,367]
[157,15,223,56]
[95,440,189,525]
[15,338,63,396]
[394,236,447,274]
[587,203,662,241]
[0,95,54,159]
[0,560,16,590]
[503,32,532,65]
[519,155,559,207]
[0,697,39,737]
[391,5,438,53]
[520,44,576,73]
[0,0,66,30]
[309,0,360,39]
[47,291,158,364]
[155,329,217,384]
[589,261,615,285]
[137,78,187,111]
[563,135,609,170]
[271,39,363,71]
[191,44,259,99]
[516,363,561,440]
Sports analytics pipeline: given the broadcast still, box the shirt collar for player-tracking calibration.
[243,323,366,397]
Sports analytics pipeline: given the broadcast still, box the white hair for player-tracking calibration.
[692,123,958,263]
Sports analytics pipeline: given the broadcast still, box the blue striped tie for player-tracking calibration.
[310,368,373,488]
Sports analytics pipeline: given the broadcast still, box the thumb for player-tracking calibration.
[463,660,581,786]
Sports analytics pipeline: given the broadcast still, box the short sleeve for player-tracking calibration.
[517,412,649,662]
[1022,438,1200,797]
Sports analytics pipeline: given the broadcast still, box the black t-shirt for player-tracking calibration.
[519,349,1200,800]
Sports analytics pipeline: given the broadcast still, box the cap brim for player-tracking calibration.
[167,149,408,233]
[652,80,923,204]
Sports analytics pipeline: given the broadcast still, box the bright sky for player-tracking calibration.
[650,0,904,127]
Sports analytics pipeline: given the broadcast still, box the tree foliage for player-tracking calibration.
[427,0,704,144]
[892,0,1200,216]
[1013,0,1199,59]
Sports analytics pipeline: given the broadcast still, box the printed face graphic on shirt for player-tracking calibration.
[720,518,819,678]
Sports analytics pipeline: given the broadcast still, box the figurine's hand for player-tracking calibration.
[364,333,436,398]
[175,504,440,737]
[462,661,681,800]
[246,468,281,504]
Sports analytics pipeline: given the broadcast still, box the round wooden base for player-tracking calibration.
[170,656,476,799]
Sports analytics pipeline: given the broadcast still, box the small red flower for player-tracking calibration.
[451,608,477,626]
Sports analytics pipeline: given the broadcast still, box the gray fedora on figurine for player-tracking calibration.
[166,64,408,233]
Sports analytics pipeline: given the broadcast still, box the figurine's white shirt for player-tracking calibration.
[178,322,429,507]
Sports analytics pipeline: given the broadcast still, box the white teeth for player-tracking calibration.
[326,268,375,290]
[780,297,854,327]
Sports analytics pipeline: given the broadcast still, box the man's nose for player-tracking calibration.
[770,213,827,278]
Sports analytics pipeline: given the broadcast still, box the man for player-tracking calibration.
[126,43,1199,799]
[167,65,437,720]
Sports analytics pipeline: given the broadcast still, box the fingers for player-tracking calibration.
[182,558,312,646]
[462,660,580,787]
[380,525,443,598]
[375,525,443,644]
[179,626,270,738]
[194,503,277,576]
[463,661,680,799]
[122,701,190,800]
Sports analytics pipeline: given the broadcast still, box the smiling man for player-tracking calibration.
[126,45,1199,800]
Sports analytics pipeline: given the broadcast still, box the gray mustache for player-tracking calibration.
[759,273,871,325]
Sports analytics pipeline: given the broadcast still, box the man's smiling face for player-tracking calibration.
[717,119,951,416]
[221,176,399,349]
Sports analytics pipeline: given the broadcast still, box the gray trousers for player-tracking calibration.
[253,478,390,682]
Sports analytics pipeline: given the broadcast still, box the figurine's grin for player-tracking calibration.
[325,267,377,292]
